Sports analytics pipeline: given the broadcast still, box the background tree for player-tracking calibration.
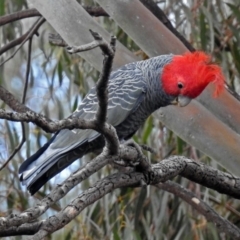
[0,0,240,239]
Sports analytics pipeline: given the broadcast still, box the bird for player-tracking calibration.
[19,51,225,195]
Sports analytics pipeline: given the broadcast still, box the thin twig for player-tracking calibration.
[0,17,45,66]
[22,37,32,103]
[67,30,115,124]
[0,37,32,171]
[0,6,108,27]
[66,32,110,54]
[67,30,118,154]
[0,123,26,171]
[84,6,109,17]
[157,181,240,239]
[0,31,32,55]
[207,195,240,219]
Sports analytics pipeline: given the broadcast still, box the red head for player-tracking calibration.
[161,51,225,99]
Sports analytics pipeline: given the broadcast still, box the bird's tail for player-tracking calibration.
[19,136,101,195]
[20,150,84,195]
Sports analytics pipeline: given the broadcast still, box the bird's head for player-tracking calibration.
[161,51,225,107]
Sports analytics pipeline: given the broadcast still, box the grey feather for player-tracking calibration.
[19,54,175,194]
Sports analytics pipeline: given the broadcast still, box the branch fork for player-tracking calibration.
[0,30,240,239]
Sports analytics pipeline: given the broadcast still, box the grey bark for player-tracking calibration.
[1,155,240,238]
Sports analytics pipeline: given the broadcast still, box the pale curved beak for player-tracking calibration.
[171,95,192,107]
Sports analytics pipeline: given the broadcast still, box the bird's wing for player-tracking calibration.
[20,63,147,180]
[52,62,147,149]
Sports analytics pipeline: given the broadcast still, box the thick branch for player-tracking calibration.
[178,157,240,198]
[31,156,240,238]
[0,145,138,231]
[0,222,42,237]
[1,154,240,237]
[0,150,112,233]
[152,156,240,199]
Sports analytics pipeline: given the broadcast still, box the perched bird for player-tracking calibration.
[19,51,225,195]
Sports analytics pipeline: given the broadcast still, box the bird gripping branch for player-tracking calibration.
[19,43,225,195]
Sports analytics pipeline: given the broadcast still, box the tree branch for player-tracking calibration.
[0,30,118,162]
[0,6,108,27]
[0,146,139,231]
[67,30,116,127]
[0,8,41,26]
[1,30,118,155]
[0,87,32,113]
[84,6,109,17]
[0,17,45,66]
[30,156,240,238]
[139,0,195,52]
[0,123,25,171]
[0,5,239,237]
[139,0,240,102]
[48,33,67,47]
[1,155,240,237]
[0,37,32,170]
[0,222,42,237]
[158,181,240,239]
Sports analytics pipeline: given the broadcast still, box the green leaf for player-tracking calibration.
[201,6,214,51]
[65,228,74,240]
[232,40,240,75]
[176,137,185,154]
[113,228,121,240]
[0,1,5,16]
[6,121,15,150]
[56,98,64,120]
[7,192,15,212]
[142,116,153,143]
[199,10,207,50]
[57,60,63,86]
[134,187,147,230]
[72,95,79,112]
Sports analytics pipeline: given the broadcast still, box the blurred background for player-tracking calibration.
[0,0,240,239]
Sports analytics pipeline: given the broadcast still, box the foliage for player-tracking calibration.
[0,0,240,239]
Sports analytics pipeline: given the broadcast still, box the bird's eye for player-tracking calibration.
[178,82,184,89]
